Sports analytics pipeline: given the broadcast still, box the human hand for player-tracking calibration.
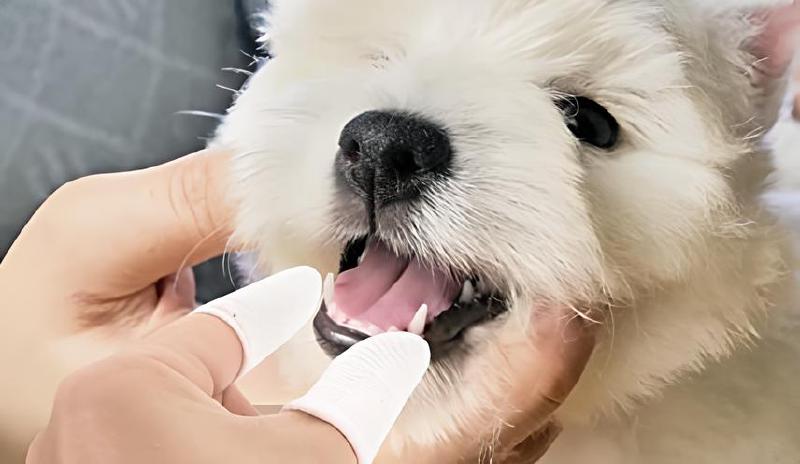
[480,308,596,464]
[1,149,233,333]
[0,150,237,452]
[26,267,430,464]
[0,147,597,463]
[379,307,596,464]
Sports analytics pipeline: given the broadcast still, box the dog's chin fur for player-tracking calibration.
[215,0,800,461]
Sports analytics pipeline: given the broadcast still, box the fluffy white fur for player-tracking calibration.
[215,0,800,461]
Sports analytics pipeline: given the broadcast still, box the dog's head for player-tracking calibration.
[218,0,790,446]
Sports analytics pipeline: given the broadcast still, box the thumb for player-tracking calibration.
[141,266,322,397]
[283,332,431,464]
[19,149,236,298]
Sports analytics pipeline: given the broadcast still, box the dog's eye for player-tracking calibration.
[557,97,620,150]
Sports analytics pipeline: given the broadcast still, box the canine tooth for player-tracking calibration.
[408,304,428,335]
[476,278,488,295]
[459,280,475,303]
[358,242,369,265]
[323,273,348,323]
[323,273,335,307]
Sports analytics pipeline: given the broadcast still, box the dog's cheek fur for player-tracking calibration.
[587,151,738,287]
[556,5,793,422]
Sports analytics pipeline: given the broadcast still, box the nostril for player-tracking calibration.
[339,136,361,163]
[386,147,420,179]
[414,141,451,172]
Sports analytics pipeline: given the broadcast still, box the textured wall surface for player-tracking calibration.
[0,0,254,300]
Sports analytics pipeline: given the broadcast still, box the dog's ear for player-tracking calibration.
[749,2,800,82]
[743,2,799,128]
[697,1,799,132]
[676,2,797,133]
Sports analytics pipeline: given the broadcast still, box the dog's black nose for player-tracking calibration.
[336,110,452,208]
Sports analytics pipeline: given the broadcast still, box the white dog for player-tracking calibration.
[216,0,800,462]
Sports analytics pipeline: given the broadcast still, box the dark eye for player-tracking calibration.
[557,96,620,149]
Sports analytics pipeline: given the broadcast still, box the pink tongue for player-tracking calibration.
[333,242,460,331]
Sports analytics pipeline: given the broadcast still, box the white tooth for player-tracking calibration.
[388,326,400,332]
[477,278,488,295]
[323,273,348,324]
[408,304,428,335]
[459,280,475,303]
[323,273,335,308]
[358,243,369,265]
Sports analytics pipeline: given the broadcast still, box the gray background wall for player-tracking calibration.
[0,0,262,301]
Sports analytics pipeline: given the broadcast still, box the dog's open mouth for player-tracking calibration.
[313,237,508,358]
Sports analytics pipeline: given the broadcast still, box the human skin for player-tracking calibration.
[0,149,595,463]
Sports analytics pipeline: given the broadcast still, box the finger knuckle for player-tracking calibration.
[35,175,108,230]
[20,175,110,258]
[167,161,219,242]
[47,175,104,209]
[53,363,120,413]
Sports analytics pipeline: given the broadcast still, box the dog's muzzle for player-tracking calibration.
[313,111,509,360]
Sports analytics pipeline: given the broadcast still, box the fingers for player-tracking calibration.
[53,267,320,455]
[193,266,322,377]
[366,307,596,464]
[165,267,198,308]
[14,149,235,297]
[222,386,260,417]
[143,267,322,397]
[248,412,359,464]
[282,332,431,464]
[140,269,196,335]
[500,422,562,464]
[495,309,596,453]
